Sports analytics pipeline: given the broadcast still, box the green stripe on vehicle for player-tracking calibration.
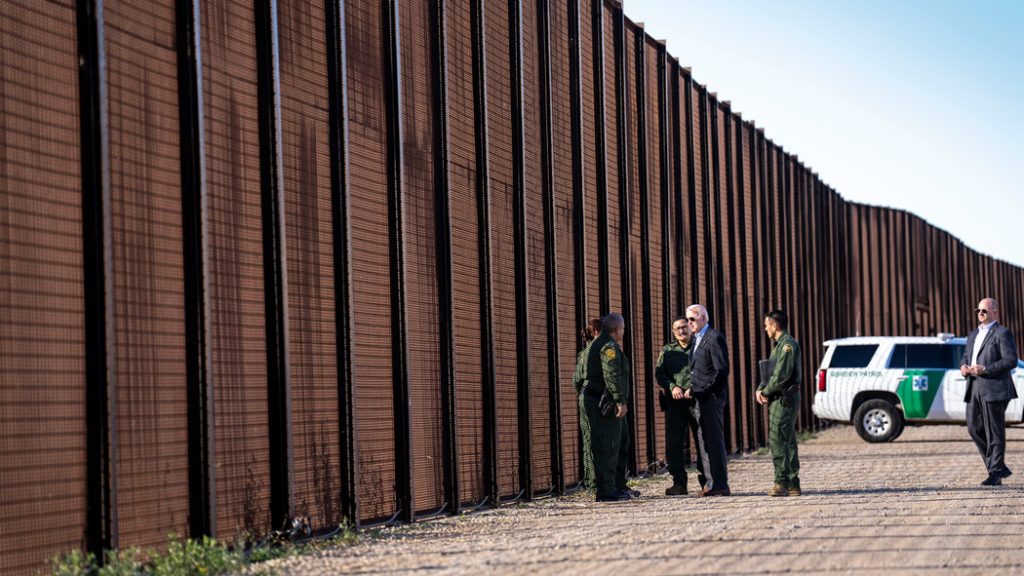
[896,370,945,419]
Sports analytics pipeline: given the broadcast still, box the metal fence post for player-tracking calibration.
[175,0,215,539]
[428,0,459,515]
[77,0,117,556]
[381,0,413,523]
[324,0,360,529]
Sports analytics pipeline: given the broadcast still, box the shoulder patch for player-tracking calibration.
[783,344,793,353]
[604,347,617,360]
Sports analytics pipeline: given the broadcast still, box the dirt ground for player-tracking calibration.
[260,425,1024,575]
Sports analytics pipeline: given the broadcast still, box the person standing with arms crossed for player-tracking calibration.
[961,297,1018,486]
[655,317,705,495]
[756,310,802,497]
[683,304,731,497]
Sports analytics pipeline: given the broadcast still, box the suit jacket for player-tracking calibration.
[961,322,1019,403]
[689,326,729,399]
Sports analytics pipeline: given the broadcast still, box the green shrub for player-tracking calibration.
[49,522,360,575]
[49,549,97,576]
[99,548,146,576]
[149,535,240,576]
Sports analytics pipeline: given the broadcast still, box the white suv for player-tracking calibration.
[812,335,1024,442]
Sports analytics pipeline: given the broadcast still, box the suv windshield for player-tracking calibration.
[828,344,878,368]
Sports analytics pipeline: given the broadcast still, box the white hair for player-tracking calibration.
[686,304,709,323]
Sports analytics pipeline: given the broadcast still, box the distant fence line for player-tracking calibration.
[3,0,1023,574]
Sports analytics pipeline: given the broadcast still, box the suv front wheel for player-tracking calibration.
[853,398,904,443]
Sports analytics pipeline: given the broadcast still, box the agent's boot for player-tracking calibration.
[665,483,688,496]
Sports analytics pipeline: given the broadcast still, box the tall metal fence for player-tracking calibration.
[2,0,1022,573]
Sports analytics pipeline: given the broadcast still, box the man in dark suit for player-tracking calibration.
[960,297,1018,486]
[683,304,731,496]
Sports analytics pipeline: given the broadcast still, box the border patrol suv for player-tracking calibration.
[812,334,1024,442]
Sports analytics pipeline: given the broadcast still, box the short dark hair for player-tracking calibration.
[765,309,788,331]
[602,312,625,334]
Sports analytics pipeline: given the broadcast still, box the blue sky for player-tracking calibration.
[625,0,1024,267]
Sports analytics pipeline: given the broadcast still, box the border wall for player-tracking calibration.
[3,0,1023,573]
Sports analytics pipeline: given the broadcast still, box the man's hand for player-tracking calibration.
[616,403,628,419]
[755,390,768,405]
[970,364,986,377]
[960,364,970,377]
[683,389,692,399]
[671,387,684,400]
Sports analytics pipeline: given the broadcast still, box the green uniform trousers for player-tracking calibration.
[768,390,801,488]
[665,398,705,489]
[578,392,595,490]
[582,392,622,498]
[616,414,630,492]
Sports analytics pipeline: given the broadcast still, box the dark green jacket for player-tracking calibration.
[573,342,593,394]
[585,333,631,404]
[655,339,692,393]
[760,331,801,397]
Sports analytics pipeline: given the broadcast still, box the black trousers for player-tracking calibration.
[966,389,1011,476]
[665,397,705,489]
[694,393,729,492]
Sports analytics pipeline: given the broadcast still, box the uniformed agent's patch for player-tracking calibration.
[782,344,793,353]
[604,347,617,360]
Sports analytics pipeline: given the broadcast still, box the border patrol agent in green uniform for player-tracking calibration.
[756,310,802,496]
[581,313,632,502]
[655,317,706,495]
[574,319,603,490]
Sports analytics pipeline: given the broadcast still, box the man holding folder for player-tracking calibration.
[756,310,802,497]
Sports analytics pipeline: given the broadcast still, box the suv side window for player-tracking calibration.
[888,344,961,369]
[828,345,878,368]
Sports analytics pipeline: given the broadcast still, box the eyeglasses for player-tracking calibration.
[976,309,992,315]
[672,325,686,331]
[686,317,699,322]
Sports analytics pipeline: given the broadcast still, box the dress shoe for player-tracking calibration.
[788,486,802,497]
[995,468,1013,479]
[596,493,631,502]
[665,484,688,496]
[768,484,788,497]
[623,488,641,498]
[698,487,731,497]
[980,475,1002,486]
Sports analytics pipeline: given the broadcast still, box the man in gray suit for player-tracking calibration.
[960,297,1018,486]
[683,304,731,496]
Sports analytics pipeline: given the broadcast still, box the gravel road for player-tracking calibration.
[258,425,1024,575]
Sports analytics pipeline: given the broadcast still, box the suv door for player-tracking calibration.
[888,343,961,421]
[1009,361,1024,423]
[948,353,1023,423]
[942,344,968,420]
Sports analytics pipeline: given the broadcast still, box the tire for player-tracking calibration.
[853,398,904,443]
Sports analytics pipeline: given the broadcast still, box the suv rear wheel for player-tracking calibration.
[853,398,904,443]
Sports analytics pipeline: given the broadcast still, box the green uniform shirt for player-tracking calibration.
[585,333,631,404]
[573,342,593,394]
[654,339,692,392]
[760,331,801,397]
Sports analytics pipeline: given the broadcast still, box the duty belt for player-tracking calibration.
[582,380,606,399]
